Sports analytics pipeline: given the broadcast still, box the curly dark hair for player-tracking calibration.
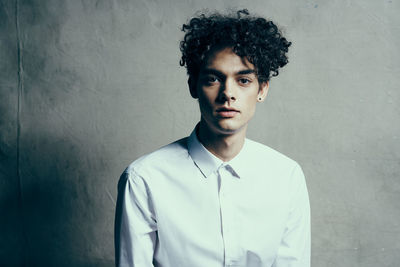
[180,9,291,83]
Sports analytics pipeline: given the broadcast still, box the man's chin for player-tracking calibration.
[200,117,246,136]
[214,122,245,135]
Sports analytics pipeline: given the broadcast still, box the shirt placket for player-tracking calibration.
[218,164,240,266]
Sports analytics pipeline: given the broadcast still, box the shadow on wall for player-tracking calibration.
[0,170,25,266]
[0,0,25,265]
[0,0,115,265]
[19,134,112,266]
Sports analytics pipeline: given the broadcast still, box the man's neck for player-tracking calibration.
[197,120,246,162]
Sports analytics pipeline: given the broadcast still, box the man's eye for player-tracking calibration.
[238,78,251,85]
[204,76,220,84]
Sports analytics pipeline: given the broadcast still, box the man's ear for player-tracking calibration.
[188,77,198,99]
[257,81,269,102]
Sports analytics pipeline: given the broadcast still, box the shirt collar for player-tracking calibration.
[227,143,250,179]
[188,126,222,178]
[188,125,251,179]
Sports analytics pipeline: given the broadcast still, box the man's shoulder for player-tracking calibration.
[245,138,299,168]
[125,137,189,175]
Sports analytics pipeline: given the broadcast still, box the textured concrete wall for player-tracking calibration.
[0,0,399,266]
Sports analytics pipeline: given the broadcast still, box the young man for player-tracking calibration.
[115,10,310,267]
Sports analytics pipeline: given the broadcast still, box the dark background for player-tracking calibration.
[1,0,399,266]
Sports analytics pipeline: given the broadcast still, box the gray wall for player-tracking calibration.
[1,0,399,266]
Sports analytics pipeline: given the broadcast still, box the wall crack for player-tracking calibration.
[15,0,28,264]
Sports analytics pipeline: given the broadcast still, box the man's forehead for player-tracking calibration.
[201,47,256,75]
[200,68,256,76]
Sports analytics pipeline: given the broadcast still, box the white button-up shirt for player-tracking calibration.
[115,127,310,267]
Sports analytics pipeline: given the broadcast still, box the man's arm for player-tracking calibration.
[114,170,157,267]
[273,164,311,267]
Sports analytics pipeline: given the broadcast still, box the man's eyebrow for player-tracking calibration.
[200,68,224,76]
[237,69,256,75]
[200,68,256,76]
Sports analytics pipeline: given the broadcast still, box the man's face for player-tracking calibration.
[191,47,269,136]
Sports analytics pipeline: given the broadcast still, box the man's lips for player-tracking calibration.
[216,107,240,118]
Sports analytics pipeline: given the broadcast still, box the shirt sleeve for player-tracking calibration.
[272,164,311,267]
[114,169,158,267]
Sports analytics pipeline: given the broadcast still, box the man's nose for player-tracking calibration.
[218,79,236,102]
